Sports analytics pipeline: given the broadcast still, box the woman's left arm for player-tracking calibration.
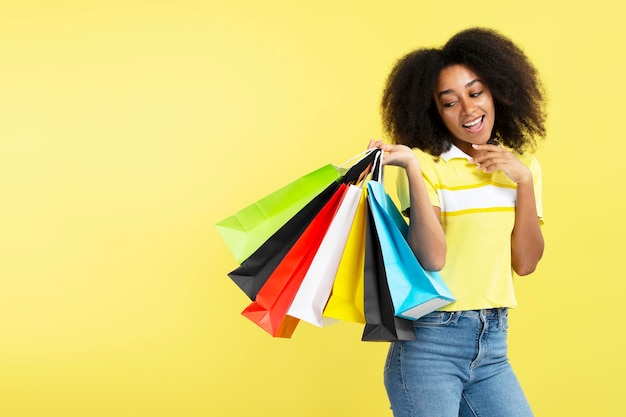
[510,177,544,275]
[471,144,544,275]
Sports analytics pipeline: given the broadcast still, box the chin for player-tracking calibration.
[475,135,493,145]
[466,138,489,146]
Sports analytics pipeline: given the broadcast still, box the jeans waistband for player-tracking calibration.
[458,308,507,320]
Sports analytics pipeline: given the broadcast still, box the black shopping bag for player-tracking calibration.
[361,202,416,342]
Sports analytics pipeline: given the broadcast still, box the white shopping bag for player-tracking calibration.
[287,184,363,326]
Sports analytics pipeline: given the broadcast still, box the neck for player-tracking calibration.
[452,140,477,158]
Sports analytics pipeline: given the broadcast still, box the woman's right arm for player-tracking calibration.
[369,140,446,271]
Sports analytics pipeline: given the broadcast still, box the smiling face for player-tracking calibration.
[434,64,495,155]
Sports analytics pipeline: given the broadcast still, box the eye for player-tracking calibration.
[443,101,457,108]
[470,91,483,98]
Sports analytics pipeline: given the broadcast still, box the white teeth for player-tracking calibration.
[463,117,482,128]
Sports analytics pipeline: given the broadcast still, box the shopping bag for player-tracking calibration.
[367,179,455,320]
[241,183,350,337]
[227,149,381,301]
[216,164,343,263]
[361,200,416,342]
[322,185,367,324]
[287,183,363,327]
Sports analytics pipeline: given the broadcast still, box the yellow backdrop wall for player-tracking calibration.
[1,1,623,416]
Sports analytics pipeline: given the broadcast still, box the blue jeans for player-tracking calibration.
[384,308,533,417]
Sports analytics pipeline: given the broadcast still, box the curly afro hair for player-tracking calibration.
[381,27,547,156]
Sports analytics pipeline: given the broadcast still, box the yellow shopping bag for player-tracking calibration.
[322,187,367,324]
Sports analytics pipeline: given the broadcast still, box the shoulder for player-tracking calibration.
[412,148,442,175]
[412,147,439,164]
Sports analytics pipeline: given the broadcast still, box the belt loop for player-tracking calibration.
[451,311,462,324]
[497,308,505,330]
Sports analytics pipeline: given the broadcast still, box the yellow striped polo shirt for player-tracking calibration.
[397,145,543,311]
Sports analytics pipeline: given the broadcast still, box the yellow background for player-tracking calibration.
[0,1,623,416]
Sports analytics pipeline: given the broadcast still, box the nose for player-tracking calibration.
[460,97,475,115]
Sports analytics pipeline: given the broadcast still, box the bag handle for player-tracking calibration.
[337,148,377,169]
[341,148,382,185]
[351,149,383,189]
[371,147,384,183]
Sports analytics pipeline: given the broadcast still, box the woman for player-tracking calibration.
[369,27,546,417]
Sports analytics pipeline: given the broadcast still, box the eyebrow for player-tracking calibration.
[437,79,483,98]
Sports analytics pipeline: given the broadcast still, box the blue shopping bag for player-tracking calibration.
[366,177,455,320]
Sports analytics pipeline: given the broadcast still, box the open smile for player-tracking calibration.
[462,116,485,132]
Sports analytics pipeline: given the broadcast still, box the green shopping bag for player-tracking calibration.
[216,164,343,263]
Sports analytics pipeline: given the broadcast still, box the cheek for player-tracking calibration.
[439,111,458,131]
[483,95,495,112]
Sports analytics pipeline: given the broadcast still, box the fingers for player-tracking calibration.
[470,145,530,183]
[471,143,503,157]
[472,144,512,171]
[475,160,507,173]
[368,139,410,152]
[365,140,417,169]
[475,154,515,173]
[368,139,395,155]
[368,139,387,150]
[471,143,500,150]
[471,144,510,164]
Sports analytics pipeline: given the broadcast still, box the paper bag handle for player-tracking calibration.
[341,148,381,185]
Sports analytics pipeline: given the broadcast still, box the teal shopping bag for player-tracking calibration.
[366,177,455,320]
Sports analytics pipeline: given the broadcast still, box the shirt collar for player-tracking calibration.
[440,144,472,162]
